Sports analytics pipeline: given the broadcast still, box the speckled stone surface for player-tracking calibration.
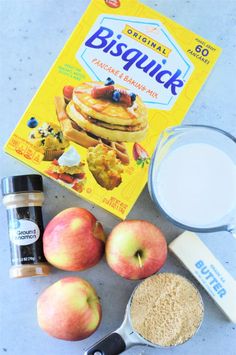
[0,1,236,354]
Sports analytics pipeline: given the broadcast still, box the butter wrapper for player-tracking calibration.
[169,231,236,323]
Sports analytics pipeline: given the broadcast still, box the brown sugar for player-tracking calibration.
[130,273,204,347]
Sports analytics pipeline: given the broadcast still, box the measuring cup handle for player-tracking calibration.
[84,332,126,355]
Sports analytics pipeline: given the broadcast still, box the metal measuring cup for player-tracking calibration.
[84,274,204,355]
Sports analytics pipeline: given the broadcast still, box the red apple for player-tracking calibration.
[37,277,102,341]
[43,207,105,271]
[106,220,167,280]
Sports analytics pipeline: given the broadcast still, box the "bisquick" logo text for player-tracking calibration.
[85,26,184,96]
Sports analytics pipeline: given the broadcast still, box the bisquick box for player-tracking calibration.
[4,0,221,218]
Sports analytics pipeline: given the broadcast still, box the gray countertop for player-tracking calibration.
[0,1,236,354]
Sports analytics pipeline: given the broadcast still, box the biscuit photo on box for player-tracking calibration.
[45,146,86,192]
[28,122,69,161]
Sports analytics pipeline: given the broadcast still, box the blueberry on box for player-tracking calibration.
[130,93,136,102]
[112,90,121,102]
[27,117,38,128]
[105,77,115,86]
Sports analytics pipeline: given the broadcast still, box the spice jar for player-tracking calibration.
[1,174,50,278]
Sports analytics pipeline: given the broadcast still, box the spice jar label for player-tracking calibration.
[9,219,40,246]
[6,205,46,266]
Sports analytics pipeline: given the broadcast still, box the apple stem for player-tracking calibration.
[137,253,143,268]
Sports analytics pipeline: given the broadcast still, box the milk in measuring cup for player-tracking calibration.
[154,143,236,227]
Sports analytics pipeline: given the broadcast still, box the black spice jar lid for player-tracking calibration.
[1,174,43,196]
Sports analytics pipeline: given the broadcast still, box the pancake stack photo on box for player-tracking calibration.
[54,79,148,190]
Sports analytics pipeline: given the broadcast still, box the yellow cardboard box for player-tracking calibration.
[4,0,221,218]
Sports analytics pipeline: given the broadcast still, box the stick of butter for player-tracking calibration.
[169,231,236,323]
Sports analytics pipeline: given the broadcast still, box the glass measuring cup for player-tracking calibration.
[84,274,204,355]
[148,125,236,237]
